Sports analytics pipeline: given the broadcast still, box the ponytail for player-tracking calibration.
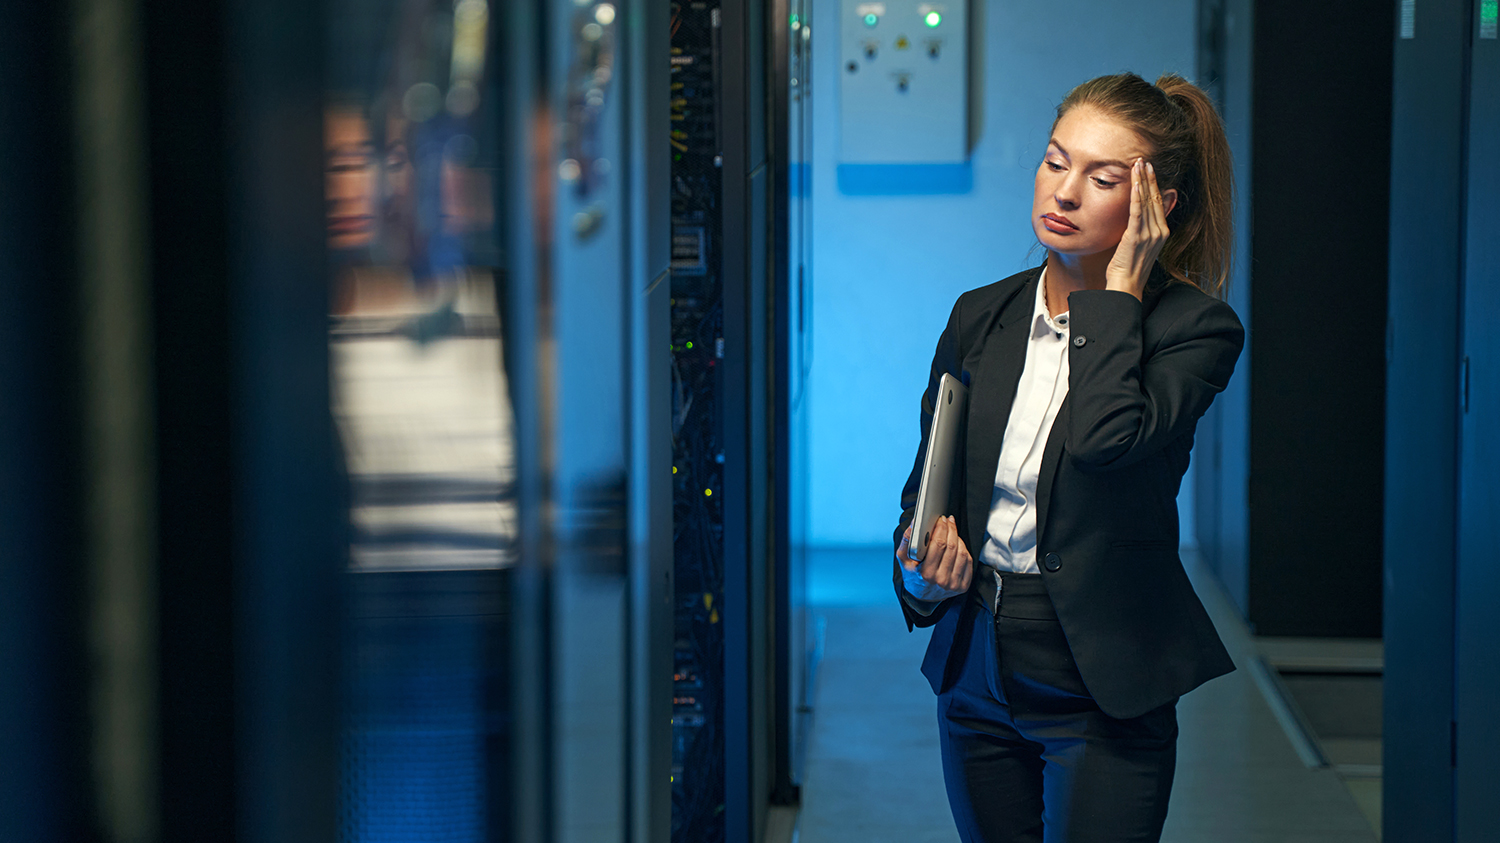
[1153,75,1234,298]
[1054,72,1236,298]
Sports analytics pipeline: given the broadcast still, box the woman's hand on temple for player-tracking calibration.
[1105,159,1172,300]
[899,516,973,593]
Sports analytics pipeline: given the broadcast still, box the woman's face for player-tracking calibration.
[1031,105,1155,258]
[325,107,378,250]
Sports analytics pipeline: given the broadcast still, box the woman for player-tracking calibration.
[892,73,1244,843]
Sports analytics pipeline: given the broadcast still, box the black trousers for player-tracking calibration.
[937,572,1178,843]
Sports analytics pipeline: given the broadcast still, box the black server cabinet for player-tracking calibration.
[667,6,732,839]
[669,0,783,839]
[1193,0,1391,638]
[142,0,345,838]
[1385,0,1500,839]
[1383,1,1471,839]
[1454,1,1500,837]
[0,2,90,838]
[502,0,673,839]
[770,0,814,804]
[3,0,672,839]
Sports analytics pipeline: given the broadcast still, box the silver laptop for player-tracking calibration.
[909,372,967,562]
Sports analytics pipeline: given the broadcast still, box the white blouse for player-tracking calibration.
[980,265,1070,574]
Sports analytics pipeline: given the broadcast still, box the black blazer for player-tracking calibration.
[892,263,1244,720]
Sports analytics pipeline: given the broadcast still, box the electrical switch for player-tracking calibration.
[840,0,966,164]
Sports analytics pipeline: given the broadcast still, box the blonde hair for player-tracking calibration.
[1054,73,1235,298]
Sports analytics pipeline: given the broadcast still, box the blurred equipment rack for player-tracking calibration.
[669,1,727,841]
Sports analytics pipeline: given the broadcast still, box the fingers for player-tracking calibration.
[898,525,920,574]
[1145,162,1161,229]
[1107,159,1166,299]
[937,519,972,592]
[1132,159,1163,242]
[930,516,970,591]
[1144,161,1169,240]
[922,517,948,580]
[906,517,972,593]
[1129,159,1144,232]
[932,517,958,585]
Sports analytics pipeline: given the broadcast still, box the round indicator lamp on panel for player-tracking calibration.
[924,11,942,26]
[864,12,878,26]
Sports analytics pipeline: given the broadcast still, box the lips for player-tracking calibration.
[1041,213,1078,233]
[329,214,375,234]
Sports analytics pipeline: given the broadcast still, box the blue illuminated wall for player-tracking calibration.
[806,0,1199,546]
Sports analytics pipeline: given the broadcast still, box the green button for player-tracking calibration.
[864,12,878,26]
[924,10,941,26]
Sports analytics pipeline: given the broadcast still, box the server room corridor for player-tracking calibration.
[3,0,1498,841]
[776,0,1493,840]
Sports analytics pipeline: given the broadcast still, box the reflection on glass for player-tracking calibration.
[326,0,512,838]
[327,112,512,572]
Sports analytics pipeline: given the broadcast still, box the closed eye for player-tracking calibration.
[1045,160,1065,171]
[1093,177,1119,187]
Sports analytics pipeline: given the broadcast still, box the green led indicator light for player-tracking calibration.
[924,11,942,27]
[864,13,878,26]
[686,341,694,349]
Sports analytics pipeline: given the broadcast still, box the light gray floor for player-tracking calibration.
[792,547,1380,843]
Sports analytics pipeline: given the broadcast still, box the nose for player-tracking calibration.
[1053,172,1082,209]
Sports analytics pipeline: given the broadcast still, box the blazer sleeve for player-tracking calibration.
[892,295,967,630]
[1063,286,1244,472]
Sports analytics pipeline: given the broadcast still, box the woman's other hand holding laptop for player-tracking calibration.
[898,517,972,601]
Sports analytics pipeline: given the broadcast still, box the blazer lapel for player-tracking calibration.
[964,271,1039,556]
[1035,398,1068,549]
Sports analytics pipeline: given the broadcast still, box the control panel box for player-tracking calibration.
[838,0,968,164]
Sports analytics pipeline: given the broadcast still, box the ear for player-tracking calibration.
[1161,188,1179,218]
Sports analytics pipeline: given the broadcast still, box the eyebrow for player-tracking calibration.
[327,141,377,158]
[1048,139,1135,171]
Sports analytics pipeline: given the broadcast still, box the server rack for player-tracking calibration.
[1452,0,1499,837]
[140,0,344,838]
[5,0,677,839]
[771,0,814,804]
[116,0,674,838]
[1383,1,1470,838]
[668,0,791,839]
[0,2,91,838]
[1194,0,1391,637]
[1386,1,1500,840]
[667,4,729,834]
[503,0,673,839]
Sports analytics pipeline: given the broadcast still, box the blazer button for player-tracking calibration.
[1043,552,1062,572]
[1072,335,1086,347]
